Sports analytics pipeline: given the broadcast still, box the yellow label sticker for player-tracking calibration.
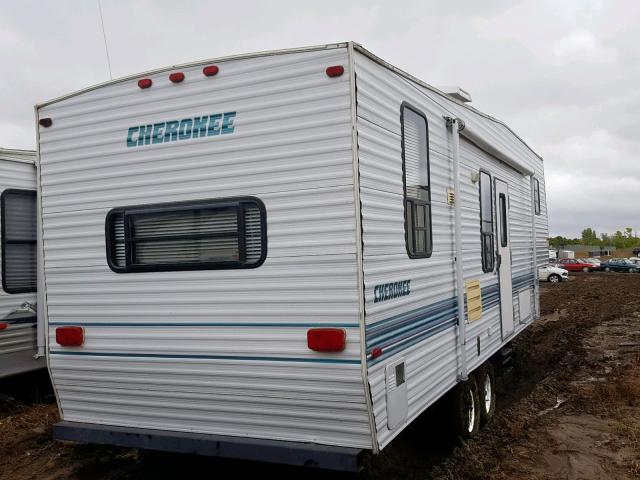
[465,279,482,323]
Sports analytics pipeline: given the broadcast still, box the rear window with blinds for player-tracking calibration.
[1,189,37,294]
[106,197,266,273]
[401,103,432,258]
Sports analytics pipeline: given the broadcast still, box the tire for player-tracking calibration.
[630,268,638,273]
[582,267,590,273]
[449,376,481,439]
[548,274,561,283]
[605,267,611,272]
[476,363,496,427]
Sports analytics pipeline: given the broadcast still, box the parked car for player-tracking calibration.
[584,257,601,267]
[556,258,599,272]
[539,265,569,283]
[600,259,640,273]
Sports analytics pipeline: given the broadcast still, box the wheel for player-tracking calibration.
[582,267,590,273]
[476,363,496,427]
[630,268,638,273]
[449,376,481,438]
[548,274,561,283]
[604,267,611,272]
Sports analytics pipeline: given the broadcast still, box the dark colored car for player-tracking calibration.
[633,247,640,256]
[556,258,599,272]
[600,259,639,273]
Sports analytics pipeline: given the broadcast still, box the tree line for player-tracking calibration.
[549,227,640,250]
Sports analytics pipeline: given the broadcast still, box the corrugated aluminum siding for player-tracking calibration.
[39,47,372,448]
[354,51,547,449]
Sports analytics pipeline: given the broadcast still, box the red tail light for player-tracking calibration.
[0,323,7,330]
[169,72,185,83]
[325,65,344,78]
[138,78,152,89]
[56,326,84,346]
[307,328,346,352]
[203,65,219,77]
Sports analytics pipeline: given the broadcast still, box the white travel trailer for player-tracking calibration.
[0,148,43,379]
[36,43,548,470]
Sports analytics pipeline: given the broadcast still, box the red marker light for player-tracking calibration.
[138,78,152,89]
[371,347,383,359]
[39,118,53,127]
[0,323,7,330]
[307,328,346,352]
[326,65,344,78]
[56,326,84,347]
[169,72,185,83]
[203,65,219,77]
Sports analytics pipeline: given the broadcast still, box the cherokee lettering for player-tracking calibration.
[126,111,237,147]
[374,280,411,303]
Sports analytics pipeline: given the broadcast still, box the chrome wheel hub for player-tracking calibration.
[484,374,492,413]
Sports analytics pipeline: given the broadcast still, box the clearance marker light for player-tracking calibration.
[0,323,7,330]
[39,118,53,127]
[56,326,85,347]
[138,78,152,89]
[203,65,219,77]
[307,328,346,352]
[325,65,344,77]
[371,347,383,359]
[169,72,185,83]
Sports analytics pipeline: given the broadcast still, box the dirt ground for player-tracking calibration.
[1,273,640,480]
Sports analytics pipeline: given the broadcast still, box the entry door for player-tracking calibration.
[495,179,514,338]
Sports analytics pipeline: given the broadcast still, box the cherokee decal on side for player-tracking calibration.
[374,280,411,303]
[126,111,236,147]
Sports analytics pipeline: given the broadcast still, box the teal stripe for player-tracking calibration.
[366,306,457,348]
[367,296,456,334]
[50,350,360,365]
[368,318,458,365]
[49,322,359,328]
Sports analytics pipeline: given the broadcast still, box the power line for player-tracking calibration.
[97,0,113,80]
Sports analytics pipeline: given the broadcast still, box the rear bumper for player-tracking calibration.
[53,421,363,471]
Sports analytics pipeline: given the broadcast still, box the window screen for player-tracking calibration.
[1,189,37,294]
[479,172,495,273]
[401,103,432,258]
[534,178,541,215]
[106,197,266,273]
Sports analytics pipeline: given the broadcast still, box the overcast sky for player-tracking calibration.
[1,0,638,238]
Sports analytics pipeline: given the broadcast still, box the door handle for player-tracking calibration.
[496,253,502,270]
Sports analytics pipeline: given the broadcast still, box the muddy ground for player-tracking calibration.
[1,273,639,480]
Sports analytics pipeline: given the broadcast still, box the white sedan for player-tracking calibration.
[539,265,569,283]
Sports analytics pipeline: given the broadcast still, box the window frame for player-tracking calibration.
[478,170,495,273]
[499,192,508,248]
[105,196,267,273]
[534,178,541,215]
[1,188,37,294]
[400,102,433,259]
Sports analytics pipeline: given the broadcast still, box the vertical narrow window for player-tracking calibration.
[499,193,508,247]
[479,171,494,273]
[534,178,541,215]
[401,103,432,258]
[1,189,37,293]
